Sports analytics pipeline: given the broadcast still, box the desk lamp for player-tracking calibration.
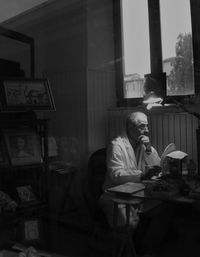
[143,91,163,110]
[143,73,166,110]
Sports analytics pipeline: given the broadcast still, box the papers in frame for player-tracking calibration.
[0,78,55,112]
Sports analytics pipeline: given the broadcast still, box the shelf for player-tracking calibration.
[17,201,47,212]
[1,201,47,218]
[0,112,49,236]
[3,162,46,170]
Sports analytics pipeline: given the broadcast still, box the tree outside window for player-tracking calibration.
[167,33,194,96]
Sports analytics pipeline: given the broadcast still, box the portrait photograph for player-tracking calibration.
[3,128,42,166]
[19,218,42,244]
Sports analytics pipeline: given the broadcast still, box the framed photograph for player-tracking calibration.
[0,78,55,111]
[17,185,36,203]
[3,128,42,166]
[22,218,41,243]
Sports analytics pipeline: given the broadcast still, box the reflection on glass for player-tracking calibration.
[160,0,194,96]
[121,0,150,98]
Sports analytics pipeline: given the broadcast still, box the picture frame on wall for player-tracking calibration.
[0,78,55,111]
[3,128,42,166]
[16,185,37,203]
[22,218,41,243]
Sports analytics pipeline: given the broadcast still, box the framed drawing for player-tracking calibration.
[17,185,36,203]
[3,128,42,166]
[0,78,55,111]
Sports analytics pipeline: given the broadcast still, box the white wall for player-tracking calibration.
[86,0,116,155]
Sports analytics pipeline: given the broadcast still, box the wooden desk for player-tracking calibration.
[106,180,200,220]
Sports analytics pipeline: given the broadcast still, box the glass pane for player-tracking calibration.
[121,0,150,98]
[160,0,194,96]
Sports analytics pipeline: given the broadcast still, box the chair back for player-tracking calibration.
[88,148,107,203]
[87,148,109,227]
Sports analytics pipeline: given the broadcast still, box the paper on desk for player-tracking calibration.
[166,150,188,160]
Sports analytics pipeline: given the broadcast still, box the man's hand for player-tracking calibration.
[139,135,152,153]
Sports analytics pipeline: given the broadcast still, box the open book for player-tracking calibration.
[160,143,188,172]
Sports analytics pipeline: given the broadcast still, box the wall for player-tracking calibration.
[86,0,116,155]
[87,0,115,70]
[87,69,116,155]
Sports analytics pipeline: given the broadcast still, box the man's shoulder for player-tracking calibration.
[110,134,128,145]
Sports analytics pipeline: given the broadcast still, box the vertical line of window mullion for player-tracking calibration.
[148,0,163,74]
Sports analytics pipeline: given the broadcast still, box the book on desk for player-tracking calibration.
[106,182,145,197]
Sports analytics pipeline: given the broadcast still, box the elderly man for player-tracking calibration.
[104,111,160,188]
[100,111,171,254]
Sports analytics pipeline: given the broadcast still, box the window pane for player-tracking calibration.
[160,0,194,96]
[121,0,150,98]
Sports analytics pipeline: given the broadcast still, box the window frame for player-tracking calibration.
[113,0,200,107]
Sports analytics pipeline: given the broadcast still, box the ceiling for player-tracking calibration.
[0,0,50,23]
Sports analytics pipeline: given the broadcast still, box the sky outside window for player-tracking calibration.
[160,0,192,60]
[121,0,150,98]
[121,0,150,77]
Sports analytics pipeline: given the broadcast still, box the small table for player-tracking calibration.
[102,193,142,257]
[106,180,200,257]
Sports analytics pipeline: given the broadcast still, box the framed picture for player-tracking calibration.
[0,78,55,111]
[3,128,42,166]
[21,218,41,243]
[17,185,37,203]
[0,140,8,167]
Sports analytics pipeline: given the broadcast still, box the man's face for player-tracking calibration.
[127,113,149,143]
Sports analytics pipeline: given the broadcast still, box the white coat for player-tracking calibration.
[103,134,160,190]
[100,133,161,228]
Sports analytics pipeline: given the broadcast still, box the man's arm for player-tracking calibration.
[139,135,161,166]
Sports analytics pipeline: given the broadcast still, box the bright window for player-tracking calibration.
[160,0,194,96]
[121,0,150,98]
